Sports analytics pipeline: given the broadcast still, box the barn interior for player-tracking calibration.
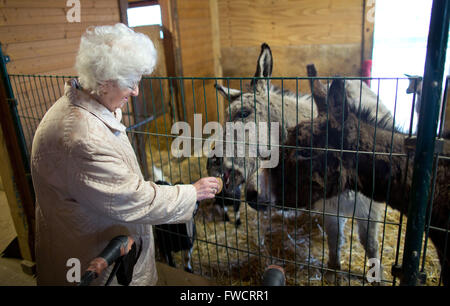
[0,0,448,286]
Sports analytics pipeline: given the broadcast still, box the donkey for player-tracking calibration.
[405,74,423,114]
[268,78,449,285]
[207,43,392,283]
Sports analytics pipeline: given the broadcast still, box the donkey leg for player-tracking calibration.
[320,197,346,285]
[223,206,230,222]
[232,186,242,227]
[167,251,175,268]
[355,195,383,284]
[182,248,194,273]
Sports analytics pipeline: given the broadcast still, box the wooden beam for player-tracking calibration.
[128,0,158,8]
[118,0,129,25]
[0,59,35,262]
[361,0,375,74]
[0,123,32,262]
[209,0,222,78]
[159,0,182,122]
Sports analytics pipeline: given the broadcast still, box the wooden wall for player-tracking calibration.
[161,0,224,129]
[0,0,120,75]
[0,0,121,151]
[217,0,373,91]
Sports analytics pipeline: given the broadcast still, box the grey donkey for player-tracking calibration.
[207,43,393,283]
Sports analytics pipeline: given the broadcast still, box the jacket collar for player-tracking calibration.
[64,79,126,133]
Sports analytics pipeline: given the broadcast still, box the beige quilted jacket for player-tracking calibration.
[31,79,197,286]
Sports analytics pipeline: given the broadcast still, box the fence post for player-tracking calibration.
[401,0,450,285]
[0,44,36,262]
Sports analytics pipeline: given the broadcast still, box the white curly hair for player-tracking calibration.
[75,23,157,94]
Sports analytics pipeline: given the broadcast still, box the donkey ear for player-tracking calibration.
[405,74,423,94]
[250,43,273,91]
[328,79,349,121]
[306,64,328,113]
[215,84,241,102]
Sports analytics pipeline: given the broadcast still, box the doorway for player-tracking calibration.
[371,0,450,133]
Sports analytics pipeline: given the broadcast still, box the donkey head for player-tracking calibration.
[208,43,282,193]
[277,78,358,209]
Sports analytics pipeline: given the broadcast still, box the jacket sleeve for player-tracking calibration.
[67,138,198,225]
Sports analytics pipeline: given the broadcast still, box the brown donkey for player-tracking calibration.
[269,78,449,285]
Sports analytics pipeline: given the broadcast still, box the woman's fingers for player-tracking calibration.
[193,177,221,201]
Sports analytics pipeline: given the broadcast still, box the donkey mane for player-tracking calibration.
[347,102,399,133]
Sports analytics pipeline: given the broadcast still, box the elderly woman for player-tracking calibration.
[31,23,219,285]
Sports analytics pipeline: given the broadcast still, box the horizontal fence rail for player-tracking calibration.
[8,74,449,286]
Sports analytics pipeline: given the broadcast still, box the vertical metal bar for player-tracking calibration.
[363,77,381,286]
[11,76,33,160]
[0,53,31,177]
[280,78,286,269]
[211,80,222,279]
[167,79,176,182]
[348,78,365,284]
[253,78,263,280]
[335,77,346,285]
[421,77,450,280]
[233,78,242,285]
[393,77,418,286]
[267,78,273,267]
[308,77,314,285]
[224,78,233,284]
[294,77,299,286]
[321,78,330,285]
[138,79,151,180]
[401,0,450,286]
[378,78,400,286]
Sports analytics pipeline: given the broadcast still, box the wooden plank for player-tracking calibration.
[209,0,224,124]
[362,0,375,64]
[0,8,119,26]
[118,0,129,25]
[0,0,116,8]
[218,0,362,48]
[0,21,118,44]
[177,0,212,10]
[6,51,77,74]
[220,24,362,47]
[177,8,211,19]
[180,45,214,67]
[0,121,33,261]
[159,0,174,33]
[30,67,77,76]
[4,37,80,61]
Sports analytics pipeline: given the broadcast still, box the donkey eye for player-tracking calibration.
[295,149,312,160]
[236,110,251,119]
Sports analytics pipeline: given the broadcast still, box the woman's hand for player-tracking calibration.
[193,177,221,201]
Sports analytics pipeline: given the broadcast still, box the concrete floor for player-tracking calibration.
[0,257,36,286]
[0,176,36,286]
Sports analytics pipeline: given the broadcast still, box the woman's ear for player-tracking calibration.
[97,81,113,96]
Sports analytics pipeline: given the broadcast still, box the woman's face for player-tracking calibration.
[98,81,139,112]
